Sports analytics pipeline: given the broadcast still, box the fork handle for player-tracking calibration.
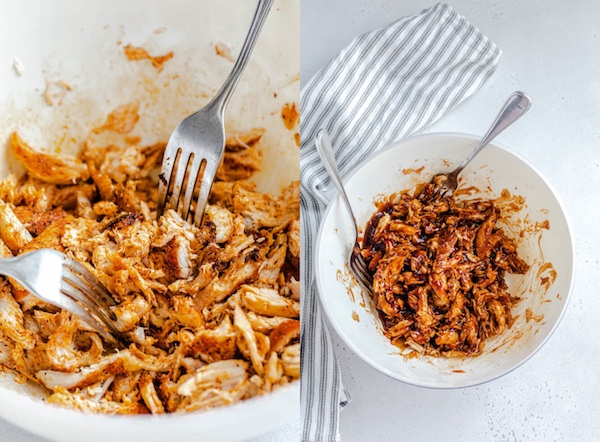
[315,129,360,240]
[0,256,24,282]
[0,254,61,303]
[207,0,274,115]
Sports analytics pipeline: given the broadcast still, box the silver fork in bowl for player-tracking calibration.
[0,249,126,348]
[315,129,374,295]
[157,0,274,227]
[432,91,532,197]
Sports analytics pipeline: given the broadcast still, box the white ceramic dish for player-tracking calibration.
[315,132,574,389]
[0,1,299,441]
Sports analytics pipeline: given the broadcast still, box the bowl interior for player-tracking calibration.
[315,132,573,388]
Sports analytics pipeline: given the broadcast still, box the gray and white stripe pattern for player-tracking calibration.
[300,3,501,441]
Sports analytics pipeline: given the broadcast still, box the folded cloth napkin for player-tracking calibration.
[300,3,501,441]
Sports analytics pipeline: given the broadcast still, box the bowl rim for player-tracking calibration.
[314,130,576,389]
[0,376,299,441]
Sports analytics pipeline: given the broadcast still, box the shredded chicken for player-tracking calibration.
[10,132,89,185]
[0,104,300,414]
[359,177,529,356]
[0,199,33,253]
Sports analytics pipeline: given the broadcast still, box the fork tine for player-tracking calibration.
[57,293,123,348]
[353,252,370,275]
[350,260,371,291]
[60,282,124,346]
[357,271,372,287]
[192,157,220,227]
[355,255,368,271]
[157,146,178,218]
[168,151,192,213]
[355,275,372,294]
[351,254,373,288]
[360,266,373,284]
[358,270,373,290]
[61,268,117,323]
[180,154,204,221]
[63,259,117,310]
[60,280,117,332]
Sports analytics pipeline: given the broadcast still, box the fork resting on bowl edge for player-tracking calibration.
[0,249,127,348]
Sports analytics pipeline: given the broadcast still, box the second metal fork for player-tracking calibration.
[315,130,374,295]
[0,249,126,348]
[157,0,274,227]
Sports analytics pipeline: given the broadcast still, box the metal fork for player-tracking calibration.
[315,129,374,295]
[157,0,274,227]
[0,249,126,348]
[432,91,532,197]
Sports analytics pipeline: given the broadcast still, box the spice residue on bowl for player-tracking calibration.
[123,44,174,72]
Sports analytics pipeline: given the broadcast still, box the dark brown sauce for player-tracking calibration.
[362,210,386,249]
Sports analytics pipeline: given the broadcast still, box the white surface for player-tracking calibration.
[316,133,573,388]
[303,1,600,441]
[0,0,300,441]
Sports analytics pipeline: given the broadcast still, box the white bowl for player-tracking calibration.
[0,1,299,441]
[315,132,574,389]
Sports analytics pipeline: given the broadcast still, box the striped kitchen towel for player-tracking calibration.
[300,3,501,441]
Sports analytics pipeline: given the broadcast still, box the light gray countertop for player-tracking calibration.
[302,0,600,441]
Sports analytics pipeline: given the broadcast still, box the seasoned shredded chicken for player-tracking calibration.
[359,177,529,356]
[0,103,300,414]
